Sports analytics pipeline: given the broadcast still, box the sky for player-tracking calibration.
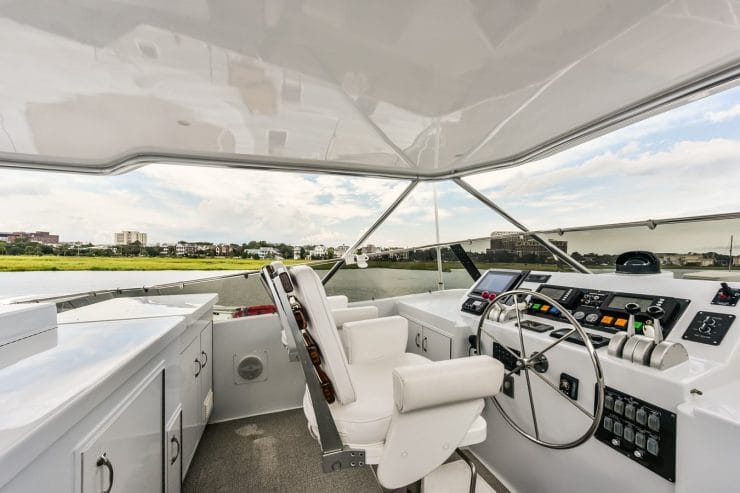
[3,84,740,253]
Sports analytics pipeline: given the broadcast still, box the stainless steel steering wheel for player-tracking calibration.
[476,289,605,449]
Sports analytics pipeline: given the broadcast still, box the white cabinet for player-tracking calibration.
[166,408,182,493]
[406,319,423,354]
[423,327,452,361]
[405,318,452,361]
[77,368,164,493]
[180,334,202,472]
[198,323,213,423]
[180,322,213,473]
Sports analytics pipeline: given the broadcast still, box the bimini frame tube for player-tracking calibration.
[322,180,419,284]
[453,178,592,274]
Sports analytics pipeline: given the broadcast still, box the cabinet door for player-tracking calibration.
[198,323,213,424]
[166,409,182,493]
[422,327,452,361]
[79,369,164,493]
[405,319,423,355]
[179,336,202,473]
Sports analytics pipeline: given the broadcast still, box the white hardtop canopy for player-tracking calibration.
[0,0,739,180]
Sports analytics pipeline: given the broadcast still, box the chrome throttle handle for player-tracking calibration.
[646,305,665,344]
[625,302,641,337]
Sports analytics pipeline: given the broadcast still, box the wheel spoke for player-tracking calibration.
[523,368,540,440]
[529,369,595,419]
[514,295,528,357]
[535,328,576,358]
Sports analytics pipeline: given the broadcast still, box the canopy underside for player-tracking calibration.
[1,0,739,179]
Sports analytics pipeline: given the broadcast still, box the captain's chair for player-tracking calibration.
[264,262,504,489]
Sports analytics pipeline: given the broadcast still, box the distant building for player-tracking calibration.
[310,245,327,258]
[1,231,59,244]
[214,244,233,256]
[334,244,349,258]
[294,246,302,259]
[658,253,716,267]
[245,247,279,259]
[489,231,567,258]
[114,230,148,246]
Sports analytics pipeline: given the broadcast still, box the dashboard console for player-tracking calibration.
[529,284,690,338]
[456,268,740,490]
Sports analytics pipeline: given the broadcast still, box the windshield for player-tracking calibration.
[3,84,740,303]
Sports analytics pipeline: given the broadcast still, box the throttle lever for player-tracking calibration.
[608,302,641,358]
[625,302,640,337]
[646,305,665,344]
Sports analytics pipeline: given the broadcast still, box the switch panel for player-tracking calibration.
[682,311,735,346]
[595,386,676,482]
[492,342,521,375]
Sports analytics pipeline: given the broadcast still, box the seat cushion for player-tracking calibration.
[304,352,429,446]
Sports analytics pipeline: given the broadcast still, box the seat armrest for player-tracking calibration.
[343,315,408,364]
[332,306,379,329]
[393,355,503,413]
[327,295,349,309]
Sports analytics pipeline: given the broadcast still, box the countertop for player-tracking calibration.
[57,293,218,325]
[396,289,468,328]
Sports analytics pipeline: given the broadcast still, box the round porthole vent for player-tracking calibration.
[237,355,264,381]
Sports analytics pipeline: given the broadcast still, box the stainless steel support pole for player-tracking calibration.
[453,178,592,274]
[346,180,419,256]
[321,259,346,285]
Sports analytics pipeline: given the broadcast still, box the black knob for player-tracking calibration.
[624,302,641,315]
[647,305,665,320]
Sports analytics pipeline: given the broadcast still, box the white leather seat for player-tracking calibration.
[277,264,504,489]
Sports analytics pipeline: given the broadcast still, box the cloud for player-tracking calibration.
[706,103,740,123]
[2,166,408,246]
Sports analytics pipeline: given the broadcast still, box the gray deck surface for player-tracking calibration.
[184,408,508,493]
[183,409,380,492]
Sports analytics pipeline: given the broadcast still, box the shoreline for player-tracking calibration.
[0,255,730,273]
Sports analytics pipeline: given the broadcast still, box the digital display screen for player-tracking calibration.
[472,271,520,295]
[608,295,653,311]
[540,286,567,300]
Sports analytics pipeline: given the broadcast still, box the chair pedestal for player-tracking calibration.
[421,459,495,493]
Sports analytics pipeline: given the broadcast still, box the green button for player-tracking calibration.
[532,303,541,310]
[634,321,643,331]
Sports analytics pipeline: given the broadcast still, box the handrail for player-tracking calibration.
[10,269,257,306]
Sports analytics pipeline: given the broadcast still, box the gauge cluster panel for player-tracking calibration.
[527,284,690,338]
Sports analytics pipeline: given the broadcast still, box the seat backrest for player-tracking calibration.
[290,265,356,405]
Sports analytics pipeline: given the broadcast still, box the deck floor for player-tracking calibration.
[183,409,380,492]
[184,408,508,493]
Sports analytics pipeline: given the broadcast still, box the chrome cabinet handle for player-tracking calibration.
[170,436,180,465]
[415,333,421,348]
[200,350,208,367]
[194,358,202,378]
[96,453,114,493]
[422,336,428,352]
